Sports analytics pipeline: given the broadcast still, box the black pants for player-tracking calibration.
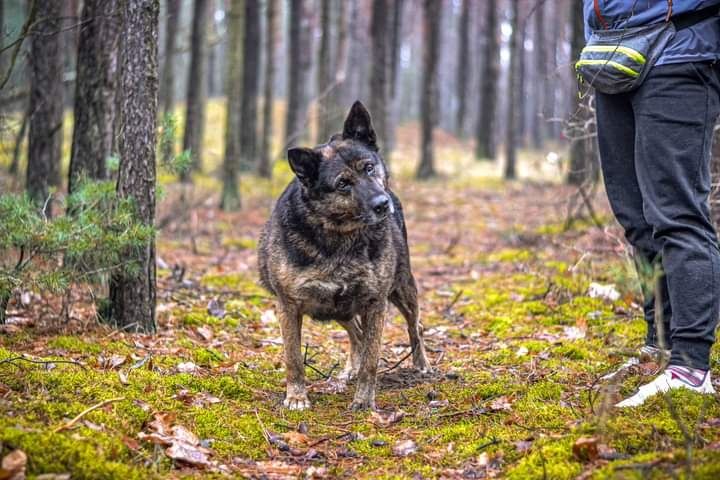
[596,62,720,370]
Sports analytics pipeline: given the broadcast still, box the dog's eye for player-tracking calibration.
[336,179,351,192]
[365,163,375,174]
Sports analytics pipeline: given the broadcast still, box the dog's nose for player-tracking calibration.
[371,195,390,215]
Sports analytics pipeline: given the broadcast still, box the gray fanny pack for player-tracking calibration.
[576,6,719,95]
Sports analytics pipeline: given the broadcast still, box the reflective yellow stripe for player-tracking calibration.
[582,45,646,65]
[576,59,640,78]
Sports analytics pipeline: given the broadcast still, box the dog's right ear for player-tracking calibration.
[288,148,321,187]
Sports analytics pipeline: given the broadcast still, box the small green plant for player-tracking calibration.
[158,113,192,176]
[0,178,154,323]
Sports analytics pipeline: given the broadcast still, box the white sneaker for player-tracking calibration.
[615,368,716,408]
[601,345,670,382]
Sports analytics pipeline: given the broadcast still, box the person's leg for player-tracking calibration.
[632,62,720,371]
[595,92,672,350]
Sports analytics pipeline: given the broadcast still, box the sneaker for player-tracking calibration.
[601,345,670,382]
[614,366,715,408]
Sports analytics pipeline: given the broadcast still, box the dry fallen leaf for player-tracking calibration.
[489,396,513,412]
[176,361,199,374]
[392,439,418,457]
[0,449,27,480]
[573,436,599,462]
[117,370,130,385]
[370,409,406,427]
[196,326,214,341]
[98,354,126,370]
[172,425,200,445]
[281,431,310,446]
[165,442,211,467]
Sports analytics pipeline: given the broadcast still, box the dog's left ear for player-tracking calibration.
[288,148,321,187]
[342,101,378,150]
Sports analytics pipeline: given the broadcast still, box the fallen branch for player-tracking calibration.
[380,346,415,374]
[0,355,87,370]
[54,397,124,433]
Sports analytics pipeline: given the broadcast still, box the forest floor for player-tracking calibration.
[2,107,720,479]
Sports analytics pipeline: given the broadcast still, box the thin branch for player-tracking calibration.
[0,0,38,91]
[0,355,87,370]
[53,397,125,433]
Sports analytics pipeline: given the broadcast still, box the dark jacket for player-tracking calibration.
[583,0,720,65]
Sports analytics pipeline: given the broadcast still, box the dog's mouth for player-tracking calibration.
[362,212,390,225]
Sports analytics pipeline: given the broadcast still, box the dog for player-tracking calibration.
[258,101,430,411]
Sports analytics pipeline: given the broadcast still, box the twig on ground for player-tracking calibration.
[0,355,87,370]
[380,346,415,374]
[255,409,272,445]
[54,397,124,433]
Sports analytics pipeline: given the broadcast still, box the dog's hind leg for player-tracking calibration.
[390,276,431,373]
[278,301,310,410]
[337,316,363,381]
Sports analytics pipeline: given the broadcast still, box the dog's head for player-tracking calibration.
[287,101,393,231]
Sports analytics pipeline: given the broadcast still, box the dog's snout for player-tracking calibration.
[371,195,390,215]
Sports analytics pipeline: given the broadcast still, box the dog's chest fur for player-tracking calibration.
[281,232,396,322]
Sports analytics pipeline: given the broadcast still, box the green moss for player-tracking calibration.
[506,438,583,480]
[485,248,534,264]
[47,336,103,355]
[221,236,258,250]
[200,272,268,297]
[0,424,151,480]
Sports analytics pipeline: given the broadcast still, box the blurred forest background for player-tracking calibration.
[3,1,720,479]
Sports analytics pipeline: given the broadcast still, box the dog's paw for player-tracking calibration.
[338,368,358,382]
[349,394,376,411]
[413,355,433,374]
[283,392,311,410]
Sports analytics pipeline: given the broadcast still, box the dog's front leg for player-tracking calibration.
[350,301,386,411]
[278,301,310,410]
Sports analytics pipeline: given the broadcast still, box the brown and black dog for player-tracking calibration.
[258,101,430,411]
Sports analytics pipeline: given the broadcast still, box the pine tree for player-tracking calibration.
[109,0,159,333]
[181,0,210,179]
[221,0,244,210]
[416,0,441,179]
[68,0,121,195]
[27,0,63,210]
[475,0,499,161]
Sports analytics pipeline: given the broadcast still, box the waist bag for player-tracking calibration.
[576,4,720,94]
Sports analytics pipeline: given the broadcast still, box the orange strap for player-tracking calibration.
[594,0,609,29]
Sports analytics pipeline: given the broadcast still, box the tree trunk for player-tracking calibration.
[68,0,121,195]
[27,0,63,211]
[567,0,596,185]
[239,0,260,170]
[315,0,333,144]
[109,0,159,333]
[475,0,498,161]
[369,0,389,150]
[284,0,307,148]
[531,0,547,148]
[416,0,441,179]
[181,0,210,179]
[221,0,244,210]
[455,0,470,137]
[258,0,276,178]
[504,0,519,180]
[386,0,403,154]
[329,0,350,119]
[160,0,180,116]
